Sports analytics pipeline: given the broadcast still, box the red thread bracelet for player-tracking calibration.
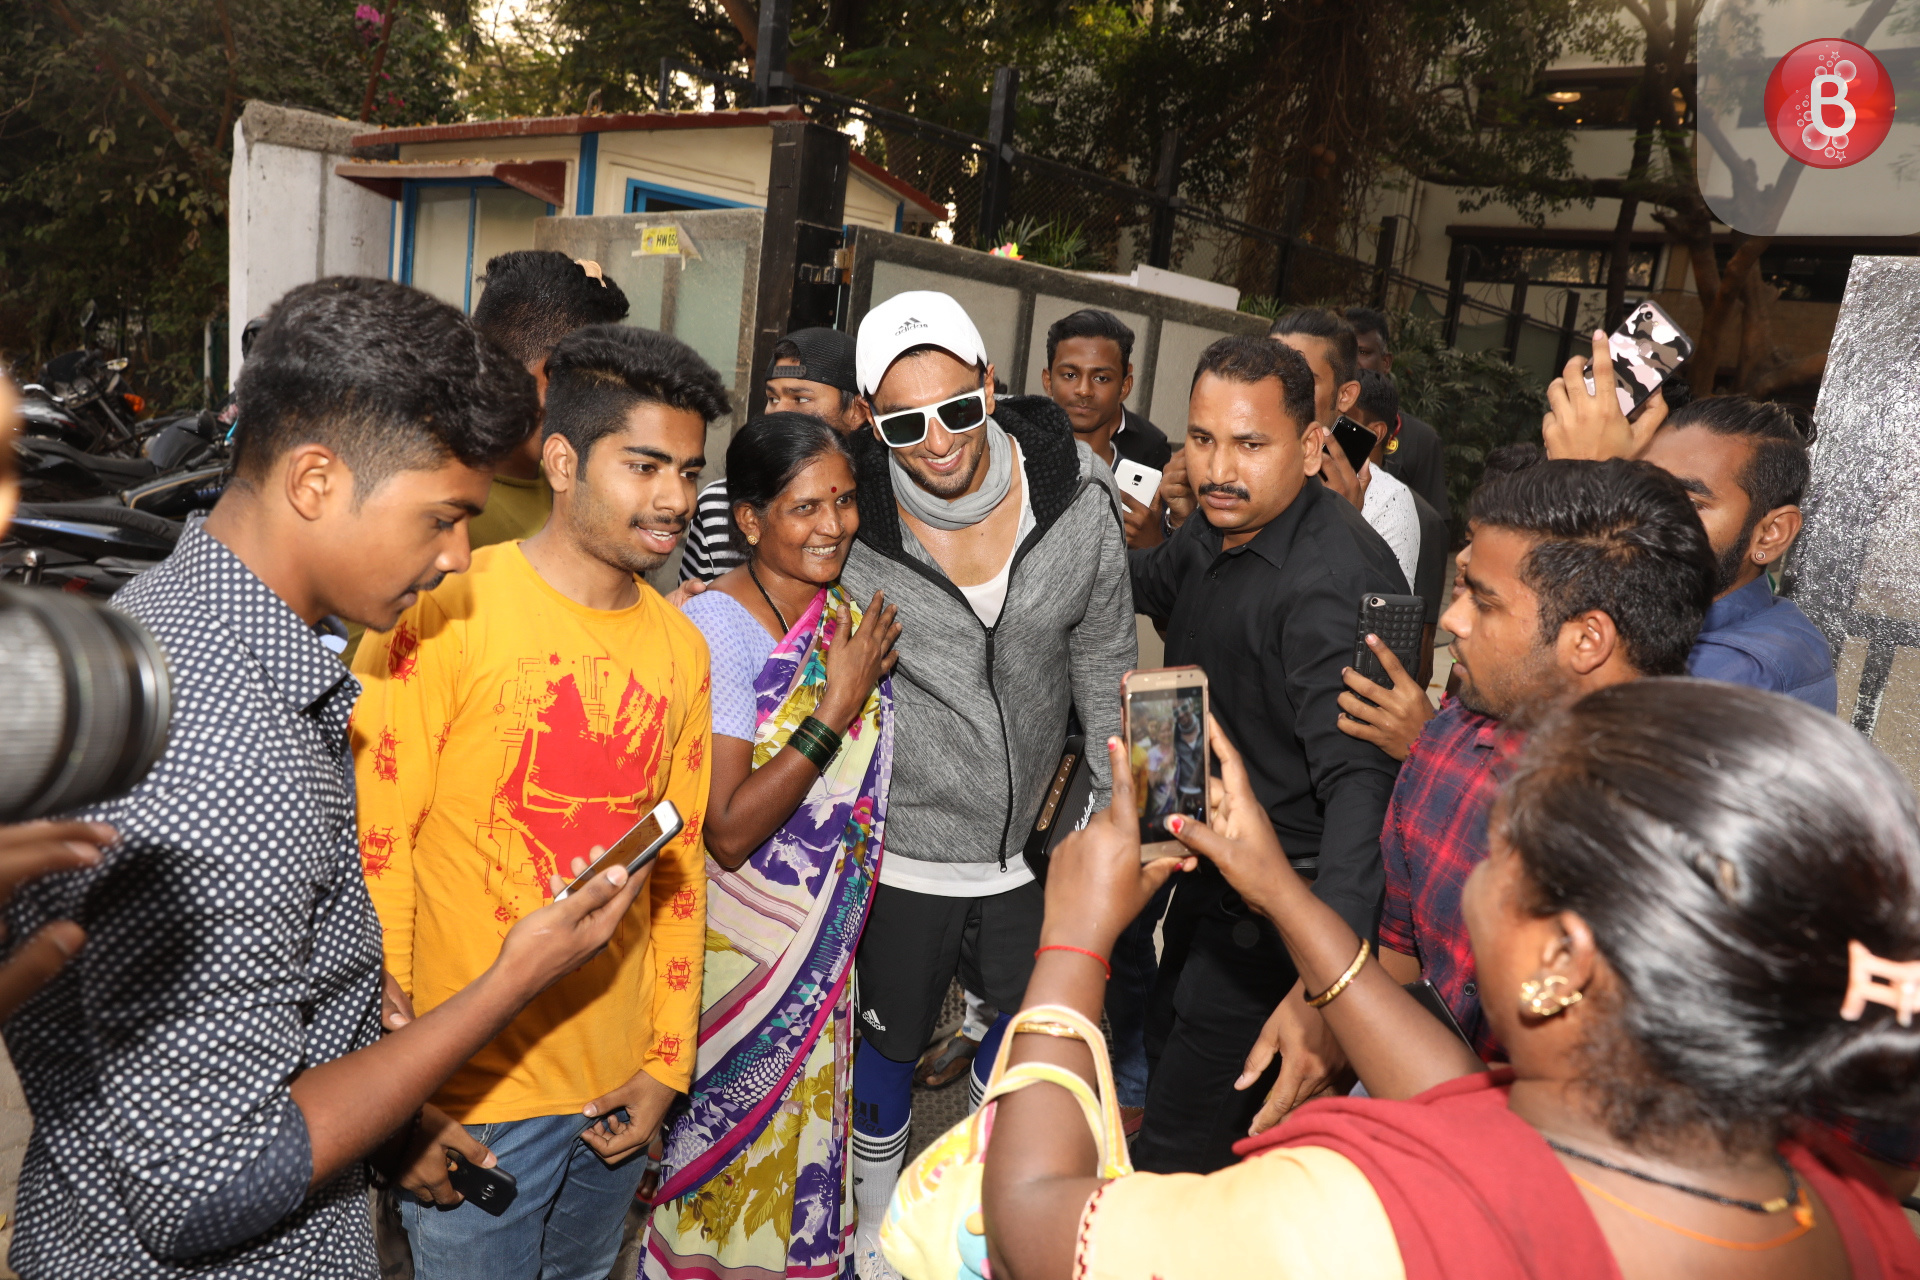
[1035,944,1112,981]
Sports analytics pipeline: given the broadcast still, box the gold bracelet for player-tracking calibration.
[1013,1019,1092,1041]
[1305,939,1371,1008]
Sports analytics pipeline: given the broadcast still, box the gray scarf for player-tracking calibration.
[888,417,1014,531]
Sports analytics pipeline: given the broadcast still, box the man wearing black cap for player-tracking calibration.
[678,328,870,582]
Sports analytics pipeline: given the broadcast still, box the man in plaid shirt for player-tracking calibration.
[1376,458,1920,1186]
[1373,459,1713,1057]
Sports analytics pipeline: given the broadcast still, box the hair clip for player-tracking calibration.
[574,258,607,285]
[1841,940,1920,1026]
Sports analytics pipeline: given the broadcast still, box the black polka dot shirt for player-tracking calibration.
[4,519,385,1278]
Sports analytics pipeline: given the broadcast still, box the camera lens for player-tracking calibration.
[0,585,172,821]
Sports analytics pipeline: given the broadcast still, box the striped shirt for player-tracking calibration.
[679,479,744,583]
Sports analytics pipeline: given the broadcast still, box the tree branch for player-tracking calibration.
[213,0,238,147]
[361,3,402,122]
[42,0,221,177]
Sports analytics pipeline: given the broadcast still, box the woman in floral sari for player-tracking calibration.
[647,412,901,1280]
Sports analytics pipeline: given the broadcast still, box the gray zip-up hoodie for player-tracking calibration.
[841,395,1137,867]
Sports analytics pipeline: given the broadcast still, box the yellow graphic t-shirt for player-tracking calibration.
[351,541,711,1123]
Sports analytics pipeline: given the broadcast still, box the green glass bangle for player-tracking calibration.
[788,716,841,770]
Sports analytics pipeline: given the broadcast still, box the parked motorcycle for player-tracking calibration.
[6,407,228,594]
[24,304,153,456]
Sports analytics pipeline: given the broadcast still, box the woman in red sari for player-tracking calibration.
[982,680,1920,1280]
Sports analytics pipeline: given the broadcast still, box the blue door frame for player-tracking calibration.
[398,178,557,311]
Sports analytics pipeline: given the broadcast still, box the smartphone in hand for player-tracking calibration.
[555,799,683,899]
[1352,594,1425,689]
[1120,666,1210,862]
[1114,458,1162,508]
[1330,415,1378,472]
[1583,300,1693,415]
[447,1150,519,1217]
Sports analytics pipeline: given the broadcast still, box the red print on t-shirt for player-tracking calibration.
[372,727,400,783]
[360,826,396,878]
[666,955,693,992]
[388,621,420,682]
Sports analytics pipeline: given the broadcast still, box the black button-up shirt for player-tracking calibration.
[1130,479,1407,939]
[5,519,384,1278]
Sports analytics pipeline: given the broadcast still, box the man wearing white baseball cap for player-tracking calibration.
[838,290,1136,1277]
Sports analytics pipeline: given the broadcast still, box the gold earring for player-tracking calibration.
[1518,974,1584,1018]
[747,534,759,546]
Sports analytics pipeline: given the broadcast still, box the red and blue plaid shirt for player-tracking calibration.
[1379,698,1515,1062]
[1382,699,1920,1170]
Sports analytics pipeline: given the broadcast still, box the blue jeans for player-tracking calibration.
[1107,881,1173,1109]
[400,1112,648,1280]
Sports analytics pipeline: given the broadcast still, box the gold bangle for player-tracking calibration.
[1305,939,1371,1008]
[1013,1019,1092,1041]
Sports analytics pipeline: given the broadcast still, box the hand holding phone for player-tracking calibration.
[1580,299,1692,416]
[1120,666,1210,861]
[1545,328,1673,462]
[1330,415,1378,472]
[556,800,682,899]
[447,1149,519,1216]
[1114,458,1162,508]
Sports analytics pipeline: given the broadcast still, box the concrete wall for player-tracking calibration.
[227,102,394,382]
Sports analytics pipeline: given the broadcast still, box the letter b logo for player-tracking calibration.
[1765,39,1896,169]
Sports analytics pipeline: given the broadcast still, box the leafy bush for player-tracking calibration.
[994,215,1097,271]
[1388,313,1548,534]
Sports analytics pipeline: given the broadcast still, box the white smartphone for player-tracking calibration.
[1113,458,1162,508]
[555,799,683,899]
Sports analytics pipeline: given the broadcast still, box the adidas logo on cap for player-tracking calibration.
[893,317,928,336]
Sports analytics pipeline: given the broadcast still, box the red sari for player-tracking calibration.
[1243,1069,1920,1280]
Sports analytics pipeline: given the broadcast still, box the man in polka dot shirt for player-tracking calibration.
[3,279,656,1279]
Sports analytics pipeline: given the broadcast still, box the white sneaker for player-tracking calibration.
[852,1221,902,1280]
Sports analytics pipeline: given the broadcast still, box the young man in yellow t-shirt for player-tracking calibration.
[352,324,730,1280]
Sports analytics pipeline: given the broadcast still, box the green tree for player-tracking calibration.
[0,0,460,407]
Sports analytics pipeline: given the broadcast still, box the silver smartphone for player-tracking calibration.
[555,799,683,899]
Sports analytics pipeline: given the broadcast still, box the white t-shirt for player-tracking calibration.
[1361,464,1421,592]
[881,443,1039,896]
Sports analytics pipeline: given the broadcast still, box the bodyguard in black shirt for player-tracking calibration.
[1128,335,1406,1174]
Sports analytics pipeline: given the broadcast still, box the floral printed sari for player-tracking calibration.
[646,585,892,1280]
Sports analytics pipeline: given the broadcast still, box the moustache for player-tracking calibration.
[405,571,446,597]
[1198,483,1251,501]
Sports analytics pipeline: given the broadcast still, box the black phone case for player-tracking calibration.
[1353,593,1426,686]
[1331,416,1376,471]
[1023,735,1093,887]
[447,1150,520,1217]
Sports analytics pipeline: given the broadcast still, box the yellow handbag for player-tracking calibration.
[879,1005,1132,1280]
